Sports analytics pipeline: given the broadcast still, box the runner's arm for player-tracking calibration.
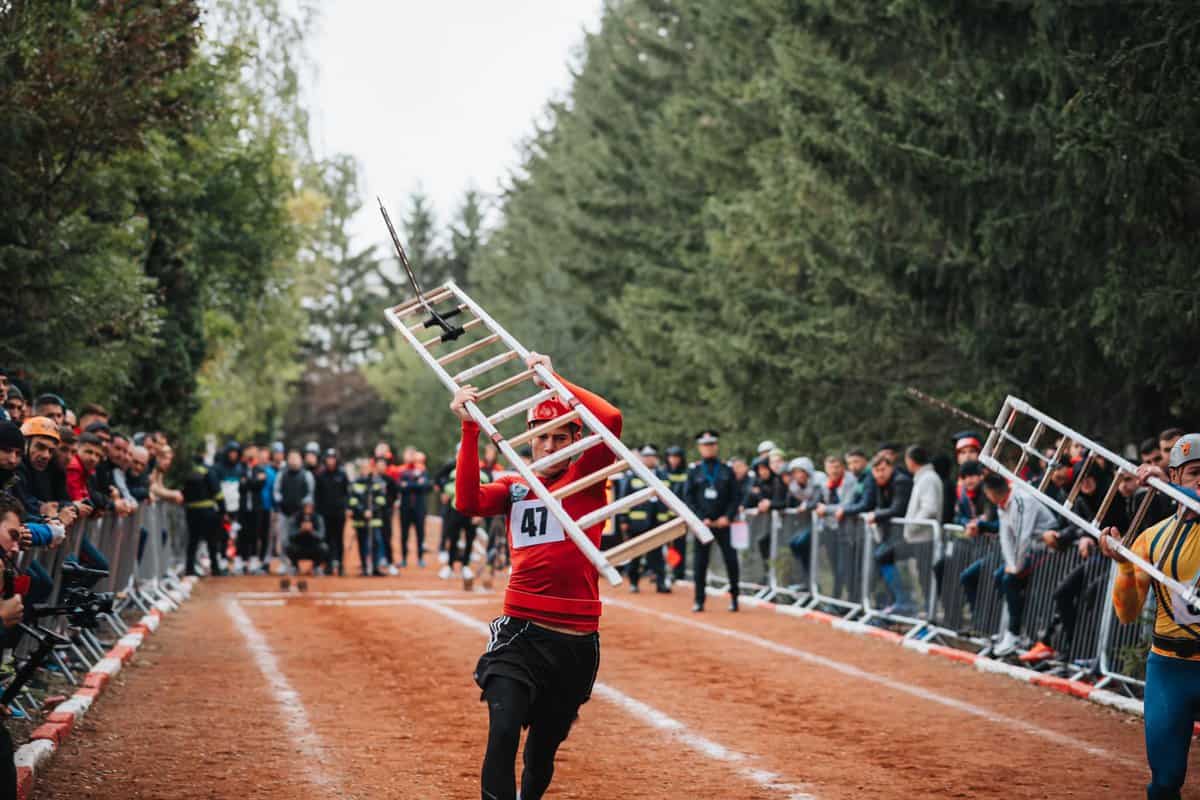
[455,421,510,516]
[1112,532,1152,625]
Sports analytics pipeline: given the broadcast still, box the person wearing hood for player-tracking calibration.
[745,456,789,583]
[303,441,321,473]
[684,430,741,612]
[315,448,350,576]
[785,457,825,511]
[182,446,227,576]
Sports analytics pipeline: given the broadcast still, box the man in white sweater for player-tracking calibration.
[903,445,943,543]
[981,472,1059,657]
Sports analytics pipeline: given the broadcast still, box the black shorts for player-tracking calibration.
[474,616,600,716]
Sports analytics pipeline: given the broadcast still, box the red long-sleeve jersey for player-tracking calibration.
[455,374,621,633]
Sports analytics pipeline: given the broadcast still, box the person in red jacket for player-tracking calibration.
[451,352,620,800]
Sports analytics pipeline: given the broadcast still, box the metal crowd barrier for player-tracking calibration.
[710,506,1155,697]
[2,500,189,713]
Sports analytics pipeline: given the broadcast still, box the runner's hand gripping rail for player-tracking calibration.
[980,394,1200,609]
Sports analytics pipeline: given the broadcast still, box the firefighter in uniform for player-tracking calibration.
[348,458,390,576]
[663,445,689,583]
[615,445,670,593]
[182,447,227,576]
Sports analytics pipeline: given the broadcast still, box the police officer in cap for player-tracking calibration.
[615,444,671,594]
[684,429,740,612]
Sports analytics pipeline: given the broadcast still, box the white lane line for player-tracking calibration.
[416,599,816,800]
[314,597,493,607]
[240,596,492,607]
[605,597,1134,766]
[232,588,487,599]
[223,599,342,792]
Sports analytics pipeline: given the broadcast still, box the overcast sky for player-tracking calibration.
[309,1,603,251]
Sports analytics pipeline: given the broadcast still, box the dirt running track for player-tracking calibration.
[36,567,1193,799]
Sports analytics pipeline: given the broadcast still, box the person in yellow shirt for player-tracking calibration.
[1100,433,1200,800]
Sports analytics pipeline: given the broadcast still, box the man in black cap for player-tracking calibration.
[0,421,24,492]
[684,430,740,612]
[614,445,670,593]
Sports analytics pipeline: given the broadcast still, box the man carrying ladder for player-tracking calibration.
[451,352,618,800]
[1100,433,1200,800]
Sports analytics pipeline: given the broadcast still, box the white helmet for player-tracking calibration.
[1168,433,1200,469]
[756,440,777,455]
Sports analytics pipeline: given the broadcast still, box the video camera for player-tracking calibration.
[31,586,115,629]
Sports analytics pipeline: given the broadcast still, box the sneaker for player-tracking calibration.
[400,559,408,568]
[462,565,475,591]
[729,597,739,612]
[387,564,400,576]
[691,603,704,613]
[656,584,671,594]
[418,558,426,568]
[629,583,640,594]
[438,550,450,565]
[438,565,452,580]
[1018,641,1056,664]
[992,631,1020,658]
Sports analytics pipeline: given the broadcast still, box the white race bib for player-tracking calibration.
[510,500,566,549]
[704,487,718,500]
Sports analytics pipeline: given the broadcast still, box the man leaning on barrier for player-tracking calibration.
[860,452,913,615]
[1100,433,1200,800]
[982,472,1058,657]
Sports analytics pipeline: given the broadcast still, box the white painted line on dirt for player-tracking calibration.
[223,598,342,792]
[605,598,1134,767]
[231,588,486,599]
[416,599,817,800]
[314,597,493,607]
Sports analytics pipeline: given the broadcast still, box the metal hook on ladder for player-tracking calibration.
[382,270,714,588]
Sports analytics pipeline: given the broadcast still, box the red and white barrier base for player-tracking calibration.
[12,576,197,800]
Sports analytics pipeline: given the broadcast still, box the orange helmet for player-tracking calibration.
[527,396,575,427]
[20,416,61,443]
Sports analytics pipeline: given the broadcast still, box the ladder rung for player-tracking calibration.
[575,487,657,531]
[437,333,501,366]
[393,287,454,317]
[476,369,536,402]
[422,316,482,346]
[488,389,555,427]
[551,459,629,500]
[508,410,582,449]
[453,351,520,383]
[529,434,603,473]
[603,518,688,567]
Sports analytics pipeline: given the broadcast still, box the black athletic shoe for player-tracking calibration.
[691,603,704,613]
[656,585,671,594]
[729,597,739,612]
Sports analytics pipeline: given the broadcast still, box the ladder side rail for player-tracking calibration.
[980,454,1200,608]
[1005,395,1200,515]
[385,304,622,586]
[445,282,715,545]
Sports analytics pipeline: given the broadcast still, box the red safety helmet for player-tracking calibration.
[527,396,575,428]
